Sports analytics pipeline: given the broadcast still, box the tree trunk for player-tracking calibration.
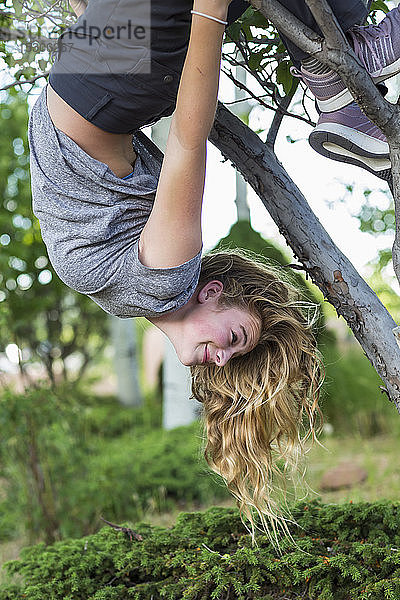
[27,416,60,544]
[231,66,251,223]
[162,337,200,430]
[109,316,142,407]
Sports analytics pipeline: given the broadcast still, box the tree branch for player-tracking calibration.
[266,85,297,148]
[249,0,400,313]
[250,0,323,55]
[209,103,400,407]
[24,0,65,23]
[304,0,349,48]
[222,66,315,127]
[0,72,49,91]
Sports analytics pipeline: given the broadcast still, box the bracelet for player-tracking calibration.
[190,10,228,25]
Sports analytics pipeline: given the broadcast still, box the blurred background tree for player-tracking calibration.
[357,187,399,322]
[0,89,109,385]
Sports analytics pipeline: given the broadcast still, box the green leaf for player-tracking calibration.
[248,50,264,72]
[38,58,47,71]
[225,22,242,42]
[370,0,390,14]
[246,7,269,29]
[276,60,293,94]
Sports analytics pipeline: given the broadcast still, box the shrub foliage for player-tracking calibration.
[1,500,400,599]
[0,386,228,544]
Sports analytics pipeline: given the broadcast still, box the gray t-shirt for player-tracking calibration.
[28,86,202,318]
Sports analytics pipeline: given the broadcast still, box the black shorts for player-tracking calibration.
[49,0,366,134]
[49,0,249,134]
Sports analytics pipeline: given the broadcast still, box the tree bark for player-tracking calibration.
[209,103,400,408]
[27,416,60,544]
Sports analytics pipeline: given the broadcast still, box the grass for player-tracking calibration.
[305,432,400,504]
[319,341,399,437]
[138,431,400,527]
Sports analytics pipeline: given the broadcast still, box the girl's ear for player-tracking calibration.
[197,280,224,304]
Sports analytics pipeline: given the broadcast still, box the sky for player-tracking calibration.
[200,69,397,293]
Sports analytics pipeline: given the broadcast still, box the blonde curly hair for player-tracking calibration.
[190,249,324,546]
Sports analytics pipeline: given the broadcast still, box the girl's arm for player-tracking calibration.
[138,0,231,269]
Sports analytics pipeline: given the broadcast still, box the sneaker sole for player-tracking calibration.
[310,122,389,158]
[309,127,392,180]
[316,57,400,113]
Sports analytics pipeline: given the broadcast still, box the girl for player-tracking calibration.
[28,0,325,541]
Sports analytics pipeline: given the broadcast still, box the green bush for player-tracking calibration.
[0,385,89,543]
[61,424,229,538]
[2,500,400,599]
[0,386,228,544]
[79,394,162,439]
[50,385,162,438]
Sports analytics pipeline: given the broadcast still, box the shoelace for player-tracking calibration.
[348,16,393,78]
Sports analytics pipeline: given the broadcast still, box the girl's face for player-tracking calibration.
[177,302,262,367]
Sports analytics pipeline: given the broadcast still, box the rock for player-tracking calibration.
[320,462,368,491]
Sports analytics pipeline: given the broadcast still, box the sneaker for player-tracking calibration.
[348,5,400,83]
[296,5,400,113]
[308,101,391,179]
